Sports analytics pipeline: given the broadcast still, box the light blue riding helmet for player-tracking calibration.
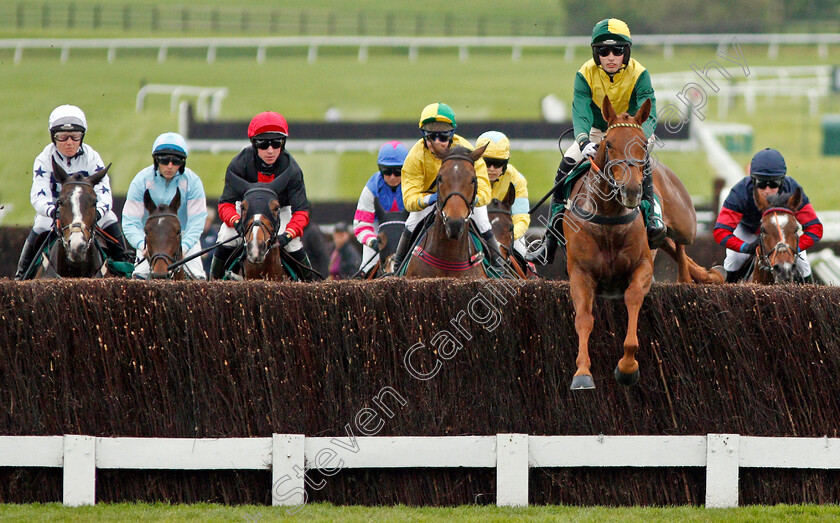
[152,132,189,159]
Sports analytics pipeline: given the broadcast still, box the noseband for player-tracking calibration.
[756,207,799,277]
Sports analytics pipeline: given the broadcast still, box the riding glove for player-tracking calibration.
[276,233,292,249]
[234,218,245,236]
[581,140,598,159]
[739,240,759,254]
[367,238,380,251]
[422,193,438,208]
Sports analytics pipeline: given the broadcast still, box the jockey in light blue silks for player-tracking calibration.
[122,132,208,279]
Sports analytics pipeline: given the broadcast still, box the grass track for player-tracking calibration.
[1,502,840,522]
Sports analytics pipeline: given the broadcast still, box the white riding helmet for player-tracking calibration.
[49,105,87,132]
[152,132,190,158]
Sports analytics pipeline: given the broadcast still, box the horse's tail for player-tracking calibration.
[661,238,725,284]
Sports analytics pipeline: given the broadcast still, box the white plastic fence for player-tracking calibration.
[136,84,227,120]
[3,433,840,508]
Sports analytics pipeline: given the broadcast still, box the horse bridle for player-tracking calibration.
[54,180,97,253]
[488,202,514,255]
[436,154,478,233]
[244,213,280,253]
[145,212,183,278]
[756,207,799,277]
[598,123,649,194]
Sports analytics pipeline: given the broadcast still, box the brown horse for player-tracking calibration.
[749,187,803,284]
[564,96,719,390]
[405,145,488,278]
[240,187,291,281]
[34,159,110,278]
[142,189,188,280]
[487,184,532,279]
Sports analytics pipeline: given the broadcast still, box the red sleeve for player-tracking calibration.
[796,203,823,251]
[218,202,240,228]
[713,207,747,251]
[284,210,310,239]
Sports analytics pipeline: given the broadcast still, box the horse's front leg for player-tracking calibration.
[616,259,653,386]
[569,267,597,390]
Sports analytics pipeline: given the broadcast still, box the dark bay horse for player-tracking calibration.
[142,189,188,280]
[405,145,487,278]
[34,159,110,278]
[487,184,531,279]
[564,96,718,390]
[749,187,803,284]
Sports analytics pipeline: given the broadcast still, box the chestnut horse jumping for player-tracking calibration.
[404,145,488,278]
[564,96,720,390]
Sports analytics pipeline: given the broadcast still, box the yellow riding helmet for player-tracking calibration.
[418,102,457,130]
[476,131,510,160]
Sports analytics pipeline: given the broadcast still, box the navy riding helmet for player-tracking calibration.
[749,148,786,181]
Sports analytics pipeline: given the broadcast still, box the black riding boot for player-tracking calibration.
[390,229,413,274]
[642,163,666,250]
[210,245,236,280]
[100,221,132,262]
[287,249,316,281]
[525,157,576,266]
[480,229,508,272]
[15,230,42,281]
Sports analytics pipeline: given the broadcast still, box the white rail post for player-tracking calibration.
[63,435,96,507]
[705,433,740,508]
[272,434,305,507]
[496,433,528,507]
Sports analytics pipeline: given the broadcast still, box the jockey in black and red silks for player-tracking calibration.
[209,111,315,280]
[713,148,822,283]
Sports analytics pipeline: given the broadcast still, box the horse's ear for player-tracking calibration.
[503,182,516,207]
[269,199,281,217]
[635,98,652,125]
[225,171,254,196]
[470,143,488,163]
[169,189,181,212]
[788,186,803,211]
[143,189,156,213]
[754,185,769,211]
[88,163,111,186]
[601,96,616,123]
[52,158,68,184]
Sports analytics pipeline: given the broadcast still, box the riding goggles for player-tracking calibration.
[753,178,782,189]
[423,130,454,143]
[54,131,84,142]
[379,166,402,177]
[483,157,508,169]
[252,138,287,150]
[156,155,185,166]
[595,45,628,57]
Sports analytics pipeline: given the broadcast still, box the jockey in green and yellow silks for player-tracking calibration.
[527,18,666,265]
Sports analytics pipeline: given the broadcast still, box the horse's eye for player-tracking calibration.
[176,229,181,235]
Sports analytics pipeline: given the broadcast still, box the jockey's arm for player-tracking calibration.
[30,155,56,218]
[571,72,596,147]
[218,169,243,227]
[89,152,113,220]
[181,173,208,251]
[283,174,310,239]
[353,182,378,246]
[401,142,429,212]
[120,173,150,251]
[795,202,823,251]
[630,71,657,138]
[508,166,531,239]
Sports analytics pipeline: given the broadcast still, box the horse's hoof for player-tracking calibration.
[570,375,596,390]
[614,366,640,386]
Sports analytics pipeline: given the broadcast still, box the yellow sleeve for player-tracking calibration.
[401,139,429,212]
[454,135,491,208]
[507,165,531,239]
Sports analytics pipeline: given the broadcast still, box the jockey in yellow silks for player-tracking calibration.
[527,18,666,265]
[390,102,507,270]
[475,131,531,257]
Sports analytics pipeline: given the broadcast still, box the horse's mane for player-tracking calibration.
[765,191,795,210]
[444,145,474,160]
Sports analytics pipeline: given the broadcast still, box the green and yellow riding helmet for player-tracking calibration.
[419,103,457,145]
[591,18,632,68]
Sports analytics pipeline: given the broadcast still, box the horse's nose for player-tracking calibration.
[774,262,795,282]
[446,217,465,239]
[619,182,642,209]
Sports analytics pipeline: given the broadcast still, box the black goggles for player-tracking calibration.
[483,157,508,169]
[595,45,628,57]
[753,178,782,189]
[156,155,185,166]
[252,138,286,150]
[423,130,454,143]
[380,166,402,177]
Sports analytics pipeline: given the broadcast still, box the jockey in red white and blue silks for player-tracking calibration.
[713,148,822,281]
[353,141,408,274]
[122,132,208,279]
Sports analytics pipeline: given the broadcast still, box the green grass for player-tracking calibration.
[2,43,840,225]
[1,502,840,521]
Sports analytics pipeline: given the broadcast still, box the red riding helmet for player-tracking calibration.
[247,111,289,138]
